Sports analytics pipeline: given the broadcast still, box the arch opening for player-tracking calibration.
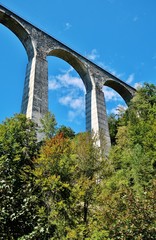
[103,85,127,117]
[0,24,28,122]
[0,9,35,59]
[48,48,92,92]
[104,79,134,105]
[47,56,86,133]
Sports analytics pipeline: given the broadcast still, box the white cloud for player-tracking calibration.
[126,73,135,84]
[110,104,127,115]
[49,67,85,92]
[57,69,85,91]
[86,49,99,61]
[59,94,84,110]
[68,110,77,121]
[49,68,85,122]
[59,95,72,105]
[103,86,120,102]
[71,98,84,110]
[48,77,61,90]
[59,94,85,121]
[64,22,72,31]
[68,109,84,122]
[133,82,142,89]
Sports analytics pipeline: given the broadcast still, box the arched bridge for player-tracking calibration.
[0,4,136,150]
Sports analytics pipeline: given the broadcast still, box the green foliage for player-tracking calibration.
[33,133,76,239]
[108,113,119,145]
[0,114,39,239]
[57,125,75,139]
[105,83,156,238]
[40,111,57,139]
[111,83,156,192]
[0,83,156,239]
[33,132,111,239]
[97,181,156,239]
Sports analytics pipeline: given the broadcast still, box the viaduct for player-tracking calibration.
[0,4,136,150]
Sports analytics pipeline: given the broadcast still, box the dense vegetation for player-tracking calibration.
[0,83,156,239]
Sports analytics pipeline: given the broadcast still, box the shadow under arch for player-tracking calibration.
[48,48,92,91]
[0,10,35,60]
[104,79,135,105]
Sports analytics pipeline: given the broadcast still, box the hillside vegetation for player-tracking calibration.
[0,83,156,239]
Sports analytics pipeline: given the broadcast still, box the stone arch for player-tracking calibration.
[48,48,92,91]
[0,9,35,59]
[104,79,135,105]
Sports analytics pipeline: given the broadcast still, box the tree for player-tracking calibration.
[57,125,75,139]
[0,114,39,239]
[108,113,119,145]
[110,83,156,192]
[101,83,156,238]
[39,111,57,139]
[1,83,155,239]
[97,180,156,239]
[69,132,113,239]
[33,132,112,239]
[33,133,76,239]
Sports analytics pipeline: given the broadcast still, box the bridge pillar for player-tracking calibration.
[86,81,111,153]
[21,54,48,127]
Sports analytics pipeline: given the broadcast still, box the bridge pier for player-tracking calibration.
[86,77,111,153]
[21,55,48,127]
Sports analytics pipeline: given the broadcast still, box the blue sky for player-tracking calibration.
[0,0,156,133]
